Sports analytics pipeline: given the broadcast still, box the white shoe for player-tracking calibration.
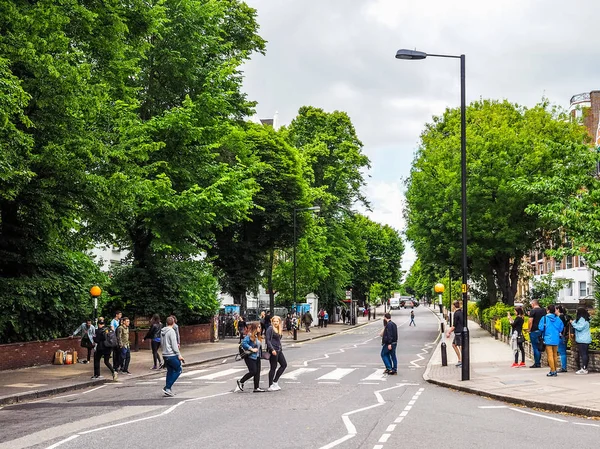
[272,382,281,391]
[267,385,277,392]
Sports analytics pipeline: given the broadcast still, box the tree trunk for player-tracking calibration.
[129,222,153,269]
[267,249,275,315]
[493,254,517,306]
[485,269,497,307]
[0,200,29,277]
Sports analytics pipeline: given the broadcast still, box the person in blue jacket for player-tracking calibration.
[236,322,265,393]
[538,304,564,377]
[571,307,592,375]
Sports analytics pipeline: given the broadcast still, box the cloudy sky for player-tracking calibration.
[241,0,600,271]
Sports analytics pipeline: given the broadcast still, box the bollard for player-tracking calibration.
[440,322,447,366]
[293,327,297,341]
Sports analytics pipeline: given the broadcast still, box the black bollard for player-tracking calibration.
[293,327,297,341]
[441,341,448,366]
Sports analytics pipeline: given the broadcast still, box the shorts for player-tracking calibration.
[453,334,463,347]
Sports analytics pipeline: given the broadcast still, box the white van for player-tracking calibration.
[389,297,400,310]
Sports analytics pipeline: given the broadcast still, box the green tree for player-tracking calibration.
[405,100,591,306]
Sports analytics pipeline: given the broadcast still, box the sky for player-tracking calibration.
[241,0,600,272]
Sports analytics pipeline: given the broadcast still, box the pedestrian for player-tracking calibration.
[556,305,570,373]
[341,308,347,324]
[161,316,185,397]
[303,310,313,332]
[318,309,324,328]
[538,304,564,377]
[323,310,329,327]
[71,318,95,364]
[291,313,298,333]
[92,319,117,381]
[527,299,546,368]
[170,315,180,347]
[446,300,463,367]
[409,310,415,326]
[116,316,132,375]
[237,315,247,343]
[285,313,293,337]
[143,314,163,370]
[381,313,398,375]
[571,307,592,375]
[110,311,122,372]
[266,316,287,391]
[508,307,525,367]
[236,322,266,393]
[263,310,272,335]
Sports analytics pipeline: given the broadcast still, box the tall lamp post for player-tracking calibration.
[293,206,321,337]
[395,48,469,381]
[90,285,102,326]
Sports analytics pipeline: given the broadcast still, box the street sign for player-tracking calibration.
[345,290,352,300]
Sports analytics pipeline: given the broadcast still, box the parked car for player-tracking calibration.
[400,298,419,309]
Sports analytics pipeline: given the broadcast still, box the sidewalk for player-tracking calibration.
[0,315,377,405]
[424,318,600,417]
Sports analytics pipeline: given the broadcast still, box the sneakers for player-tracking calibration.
[388,370,397,375]
[518,362,526,367]
[112,371,118,381]
[151,366,159,370]
[91,375,104,380]
[253,388,266,393]
[455,362,462,367]
[236,380,244,392]
[122,371,132,375]
[90,375,99,379]
[384,369,391,374]
[546,371,558,377]
[576,369,589,375]
[511,363,519,368]
[162,388,175,397]
[272,382,281,391]
[558,368,568,373]
[267,385,278,392]
[529,364,541,368]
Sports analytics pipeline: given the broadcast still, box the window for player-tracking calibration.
[566,256,573,269]
[546,261,551,273]
[539,262,544,274]
[566,282,573,296]
[579,281,587,297]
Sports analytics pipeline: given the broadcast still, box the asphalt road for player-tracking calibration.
[1,307,598,449]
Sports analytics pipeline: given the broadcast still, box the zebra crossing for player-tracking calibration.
[137,365,395,387]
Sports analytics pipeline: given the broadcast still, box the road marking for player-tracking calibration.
[358,382,380,385]
[378,434,390,443]
[54,394,79,400]
[362,369,387,381]
[6,383,48,388]
[284,381,301,384]
[399,411,408,417]
[179,369,208,378]
[394,417,404,423]
[81,385,106,394]
[478,406,507,409]
[317,368,355,380]
[46,435,79,449]
[573,422,600,428]
[176,381,192,384]
[280,368,318,380]
[509,408,568,422]
[193,368,245,380]
[318,381,340,384]
[386,424,396,432]
[204,381,227,384]
[351,365,366,368]
[373,446,383,449]
[136,382,158,385]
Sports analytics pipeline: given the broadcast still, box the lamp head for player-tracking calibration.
[395,49,427,60]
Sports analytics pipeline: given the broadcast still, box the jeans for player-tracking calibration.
[557,336,567,370]
[577,343,589,370]
[120,347,131,372]
[164,355,182,390]
[113,347,122,371]
[268,351,288,386]
[240,357,261,389]
[93,349,114,377]
[546,345,558,372]
[529,330,542,365]
[380,343,398,371]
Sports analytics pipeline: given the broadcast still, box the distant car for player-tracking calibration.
[389,298,401,310]
[401,299,419,309]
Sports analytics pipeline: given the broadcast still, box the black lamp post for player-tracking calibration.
[293,206,320,337]
[395,48,469,381]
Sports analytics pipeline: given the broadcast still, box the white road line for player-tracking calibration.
[408,400,415,405]
[358,382,380,385]
[573,422,600,428]
[280,368,318,380]
[136,382,158,385]
[176,381,192,384]
[81,385,106,394]
[373,446,383,449]
[351,365,366,368]
[318,381,340,384]
[284,381,301,384]
[386,424,396,432]
[399,411,408,417]
[204,381,227,384]
[179,369,208,378]
[45,435,79,449]
[378,434,390,443]
[362,369,387,381]
[478,406,507,409]
[509,408,568,422]
[193,368,245,380]
[54,394,79,400]
[403,405,412,411]
[394,417,404,423]
[318,368,355,381]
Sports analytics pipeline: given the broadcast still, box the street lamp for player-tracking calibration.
[395,48,470,381]
[89,285,102,326]
[293,206,321,338]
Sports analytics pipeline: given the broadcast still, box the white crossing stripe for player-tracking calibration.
[179,369,208,378]
[361,369,387,381]
[280,368,318,380]
[193,368,245,380]
[317,368,356,381]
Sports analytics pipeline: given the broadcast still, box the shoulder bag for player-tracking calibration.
[537,316,546,352]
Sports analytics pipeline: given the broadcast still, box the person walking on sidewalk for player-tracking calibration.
[110,311,122,373]
[323,310,329,327]
[236,322,265,393]
[266,316,287,391]
[527,299,546,368]
[381,313,398,375]
[409,310,415,326]
[341,308,347,324]
[446,301,463,367]
[303,311,313,332]
[170,315,180,347]
[571,308,592,375]
[556,305,571,373]
[143,314,163,370]
[161,316,185,397]
[92,319,117,381]
[538,304,564,377]
[508,307,525,367]
[238,315,247,343]
[116,317,132,375]
[285,313,293,337]
[71,319,95,364]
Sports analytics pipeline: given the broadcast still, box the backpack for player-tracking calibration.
[236,343,252,361]
[104,328,118,348]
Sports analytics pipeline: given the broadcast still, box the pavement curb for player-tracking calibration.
[0,321,374,406]
[422,327,600,418]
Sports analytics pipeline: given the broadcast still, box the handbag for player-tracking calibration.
[517,333,525,345]
[537,317,547,352]
[235,343,252,361]
[80,333,93,349]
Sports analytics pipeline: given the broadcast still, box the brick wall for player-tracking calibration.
[587,90,600,141]
[0,323,212,371]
